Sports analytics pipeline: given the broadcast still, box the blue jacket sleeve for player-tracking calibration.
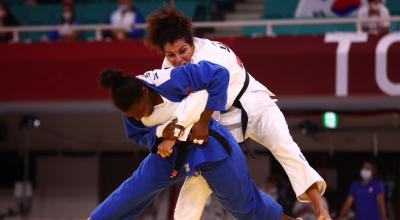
[159,61,230,111]
[122,114,158,152]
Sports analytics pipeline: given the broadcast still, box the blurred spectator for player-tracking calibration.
[292,196,329,220]
[0,2,19,42]
[102,0,145,40]
[47,3,79,42]
[357,0,390,35]
[337,160,387,220]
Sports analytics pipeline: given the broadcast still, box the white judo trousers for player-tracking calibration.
[159,37,326,220]
[174,91,326,220]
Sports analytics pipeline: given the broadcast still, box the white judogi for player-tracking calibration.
[162,38,326,220]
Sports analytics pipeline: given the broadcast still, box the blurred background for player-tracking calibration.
[0,0,399,219]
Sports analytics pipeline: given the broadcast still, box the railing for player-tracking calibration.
[1,16,400,42]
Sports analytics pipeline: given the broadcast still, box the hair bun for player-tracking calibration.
[100,69,124,89]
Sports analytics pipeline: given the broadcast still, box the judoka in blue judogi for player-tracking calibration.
[90,61,283,220]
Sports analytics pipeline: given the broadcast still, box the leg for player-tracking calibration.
[174,175,212,220]
[245,94,329,218]
[200,146,283,220]
[244,94,326,200]
[90,153,184,220]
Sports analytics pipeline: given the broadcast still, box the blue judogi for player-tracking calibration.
[90,61,282,220]
[349,178,385,220]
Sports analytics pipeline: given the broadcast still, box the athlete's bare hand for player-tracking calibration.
[163,119,185,139]
[190,120,208,144]
[157,139,176,158]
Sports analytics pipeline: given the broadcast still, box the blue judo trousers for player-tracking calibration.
[90,61,283,219]
[90,120,282,220]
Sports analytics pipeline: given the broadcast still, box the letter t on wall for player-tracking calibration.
[325,33,368,96]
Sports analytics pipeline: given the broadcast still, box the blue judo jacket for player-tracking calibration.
[123,61,231,175]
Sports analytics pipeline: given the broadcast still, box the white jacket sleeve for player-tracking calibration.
[156,90,209,141]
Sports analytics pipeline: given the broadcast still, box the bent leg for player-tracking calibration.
[201,148,283,220]
[249,103,326,201]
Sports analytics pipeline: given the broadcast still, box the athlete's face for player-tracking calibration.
[124,87,154,121]
[163,38,195,67]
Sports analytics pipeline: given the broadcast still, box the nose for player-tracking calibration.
[175,55,185,66]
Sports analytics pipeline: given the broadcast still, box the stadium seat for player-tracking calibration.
[264,0,299,18]
[75,3,116,24]
[387,0,400,15]
[242,22,356,36]
[10,5,61,25]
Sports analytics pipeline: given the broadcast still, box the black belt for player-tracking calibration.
[232,72,250,142]
[230,72,254,158]
[170,128,232,179]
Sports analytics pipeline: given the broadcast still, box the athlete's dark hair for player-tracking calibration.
[99,69,144,112]
[145,4,193,51]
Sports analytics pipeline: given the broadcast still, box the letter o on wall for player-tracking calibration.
[376,33,400,96]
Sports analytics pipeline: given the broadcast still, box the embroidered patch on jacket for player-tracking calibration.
[184,163,190,173]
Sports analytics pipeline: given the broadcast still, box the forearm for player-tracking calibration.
[379,205,387,220]
[377,195,387,220]
[305,184,325,216]
[199,109,214,123]
[173,90,209,127]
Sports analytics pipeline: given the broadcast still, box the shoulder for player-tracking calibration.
[162,58,173,69]
[136,68,173,87]
[351,181,361,188]
[193,38,237,66]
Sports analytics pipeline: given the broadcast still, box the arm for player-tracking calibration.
[306,184,331,219]
[161,61,220,142]
[157,90,210,156]
[189,109,214,143]
[172,90,213,143]
[123,115,159,152]
[377,193,387,220]
[156,90,211,156]
[158,61,230,111]
[337,196,354,219]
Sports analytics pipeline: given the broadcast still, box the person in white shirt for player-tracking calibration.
[357,0,390,35]
[47,3,80,42]
[106,0,144,40]
[144,4,332,220]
